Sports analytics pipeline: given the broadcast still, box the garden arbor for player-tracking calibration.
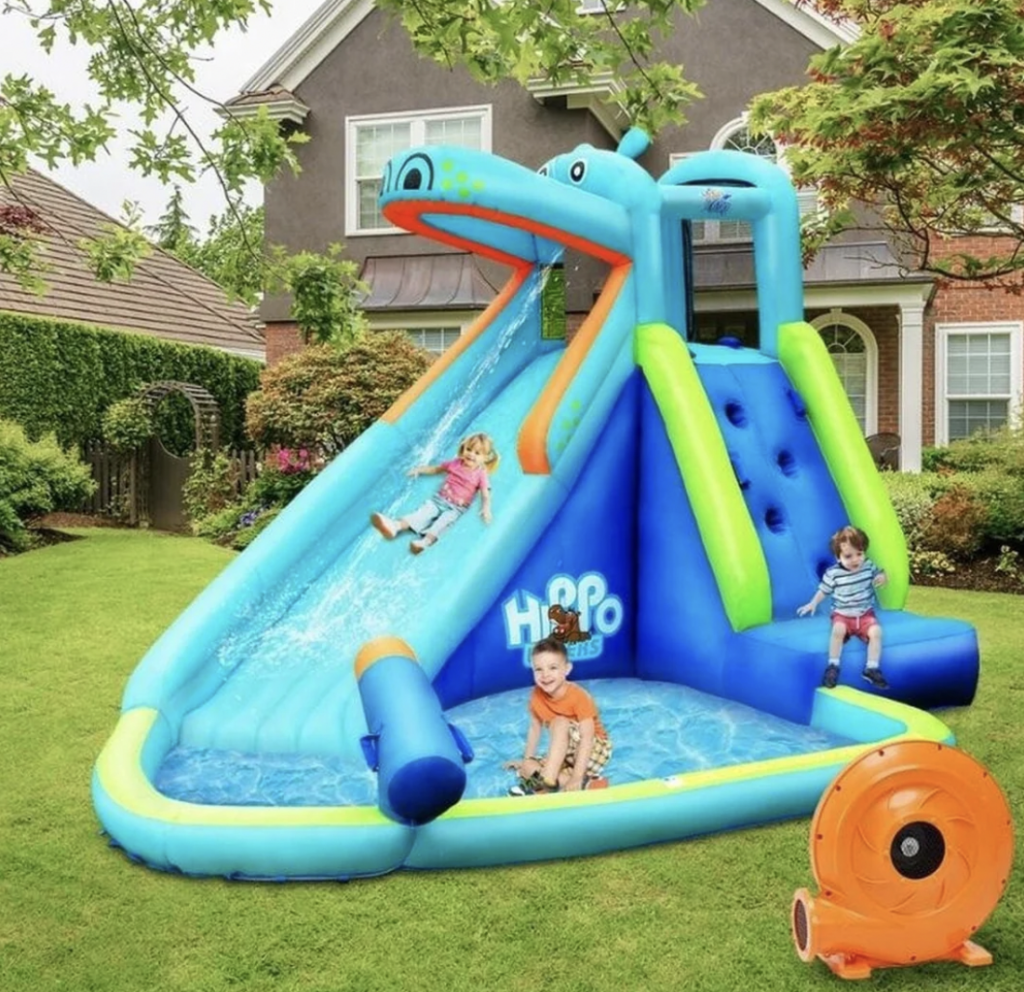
[138,381,221,530]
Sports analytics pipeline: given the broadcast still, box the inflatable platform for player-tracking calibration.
[92,131,978,879]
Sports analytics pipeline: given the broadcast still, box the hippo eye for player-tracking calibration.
[537,163,550,177]
[569,159,587,183]
[395,152,434,193]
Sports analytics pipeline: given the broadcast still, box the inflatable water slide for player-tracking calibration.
[93,131,979,880]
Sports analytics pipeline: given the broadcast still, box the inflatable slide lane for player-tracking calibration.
[92,134,978,880]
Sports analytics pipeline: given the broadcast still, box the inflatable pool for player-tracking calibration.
[92,131,978,879]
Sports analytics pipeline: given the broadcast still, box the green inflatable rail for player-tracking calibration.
[636,322,772,631]
[777,320,909,608]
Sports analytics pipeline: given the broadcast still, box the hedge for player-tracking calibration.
[0,313,262,452]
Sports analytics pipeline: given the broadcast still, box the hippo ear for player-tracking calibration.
[618,128,651,161]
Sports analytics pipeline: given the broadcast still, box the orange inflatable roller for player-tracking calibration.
[792,740,1014,980]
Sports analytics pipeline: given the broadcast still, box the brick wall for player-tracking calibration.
[924,247,1024,446]
[265,322,305,366]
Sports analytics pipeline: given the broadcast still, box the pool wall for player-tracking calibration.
[92,689,954,877]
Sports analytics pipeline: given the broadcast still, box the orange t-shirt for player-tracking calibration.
[529,683,607,739]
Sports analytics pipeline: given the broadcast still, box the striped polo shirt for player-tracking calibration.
[818,559,884,617]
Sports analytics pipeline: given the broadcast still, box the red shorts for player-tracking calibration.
[831,610,879,643]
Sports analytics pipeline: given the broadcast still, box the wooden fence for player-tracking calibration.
[80,441,134,517]
[80,442,260,520]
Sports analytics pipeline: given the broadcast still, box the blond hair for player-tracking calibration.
[460,433,500,474]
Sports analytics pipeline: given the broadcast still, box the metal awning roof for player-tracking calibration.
[359,253,499,310]
[693,240,933,290]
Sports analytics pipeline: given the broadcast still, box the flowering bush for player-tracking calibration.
[245,333,433,454]
[188,448,323,548]
[275,446,315,474]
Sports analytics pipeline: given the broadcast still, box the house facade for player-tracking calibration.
[230,0,1024,470]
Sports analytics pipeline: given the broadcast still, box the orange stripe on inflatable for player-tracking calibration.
[383,201,630,268]
[517,264,631,475]
[354,636,417,680]
[382,268,531,425]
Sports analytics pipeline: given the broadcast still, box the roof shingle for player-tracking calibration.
[0,170,265,359]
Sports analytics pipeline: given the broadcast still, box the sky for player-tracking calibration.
[2,0,324,231]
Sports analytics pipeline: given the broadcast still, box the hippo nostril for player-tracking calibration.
[402,168,423,190]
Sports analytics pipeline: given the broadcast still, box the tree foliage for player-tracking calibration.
[146,185,197,252]
[266,244,367,346]
[154,192,362,339]
[377,0,705,134]
[1,1,708,287]
[245,334,433,454]
[750,0,1024,284]
[1,0,307,289]
[170,200,265,306]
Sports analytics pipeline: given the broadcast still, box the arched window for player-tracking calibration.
[714,117,778,161]
[811,311,878,434]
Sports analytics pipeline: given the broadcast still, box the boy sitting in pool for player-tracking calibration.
[505,637,612,795]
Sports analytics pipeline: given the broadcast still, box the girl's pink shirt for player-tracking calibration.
[438,459,489,507]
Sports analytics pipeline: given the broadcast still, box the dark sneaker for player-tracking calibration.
[508,772,559,796]
[862,667,889,690]
[822,664,840,689]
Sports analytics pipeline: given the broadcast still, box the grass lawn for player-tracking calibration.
[1,528,1021,992]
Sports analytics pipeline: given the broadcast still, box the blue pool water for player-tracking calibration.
[154,678,855,807]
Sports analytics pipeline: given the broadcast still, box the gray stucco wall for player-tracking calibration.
[262,0,822,321]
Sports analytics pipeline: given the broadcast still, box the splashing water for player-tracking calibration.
[189,264,563,746]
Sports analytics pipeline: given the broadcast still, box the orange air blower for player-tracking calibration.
[791,740,1014,980]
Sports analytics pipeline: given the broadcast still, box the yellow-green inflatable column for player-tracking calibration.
[636,323,772,631]
[777,321,909,607]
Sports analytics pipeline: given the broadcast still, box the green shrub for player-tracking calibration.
[994,545,1022,581]
[194,504,247,543]
[188,452,317,546]
[231,507,281,550]
[182,451,241,523]
[244,333,433,454]
[101,398,154,452]
[972,470,1024,545]
[881,472,936,551]
[922,425,1024,476]
[0,312,261,450]
[0,421,96,551]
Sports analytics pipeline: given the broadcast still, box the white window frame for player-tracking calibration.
[368,312,477,355]
[934,321,1023,445]
[811,309,879,435]
[345,105,493,237]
